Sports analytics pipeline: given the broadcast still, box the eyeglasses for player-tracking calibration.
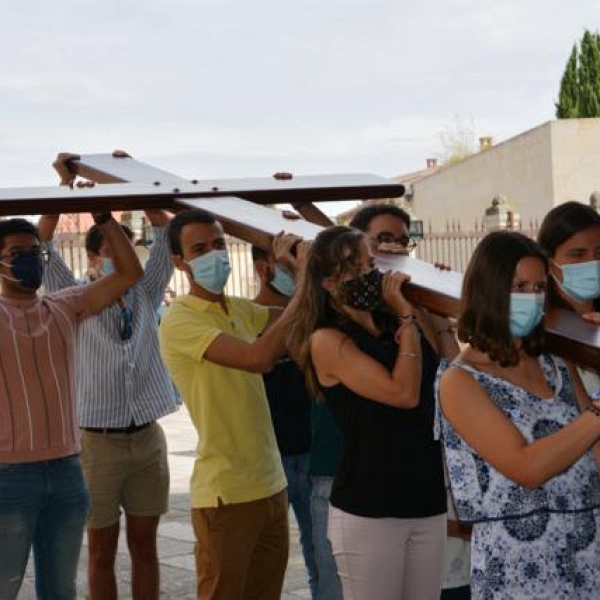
[120,306,133,341]
[373,234,418,251]
[0,249,49,262]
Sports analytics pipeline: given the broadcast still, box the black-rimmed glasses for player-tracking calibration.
[373,234,418,251]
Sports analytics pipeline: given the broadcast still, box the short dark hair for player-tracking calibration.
[167,209,217,256]
[349,204,411,232]
[85,223,134,255]
[538,201,600,310]
[251,245,269,263]
[458,230,547,367]
[0,219,40,254]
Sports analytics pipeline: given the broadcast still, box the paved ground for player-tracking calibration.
[17,407,311,599]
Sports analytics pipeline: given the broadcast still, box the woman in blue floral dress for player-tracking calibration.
[436,231,600,599]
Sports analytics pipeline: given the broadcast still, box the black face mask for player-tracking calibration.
[12,253,45,289]
[340,269,383,311]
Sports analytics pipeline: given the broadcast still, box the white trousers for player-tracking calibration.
[328,506,447,600]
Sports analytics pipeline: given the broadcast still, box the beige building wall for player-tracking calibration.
[551,119,600,207]
[408,119,600,232]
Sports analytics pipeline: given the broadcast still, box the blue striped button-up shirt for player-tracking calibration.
[43,227,178,427]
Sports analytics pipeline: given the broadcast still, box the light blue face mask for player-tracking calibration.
[270,264,295,297]
[509,292,545,337]
[188,249,231,294]
[100,257,114,276]
[553,260,600,302]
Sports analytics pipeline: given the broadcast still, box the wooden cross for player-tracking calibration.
[1,152,599,369]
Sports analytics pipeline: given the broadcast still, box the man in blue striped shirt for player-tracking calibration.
[37,152,178,600]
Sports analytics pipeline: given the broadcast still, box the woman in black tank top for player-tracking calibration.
[287,226,448,600]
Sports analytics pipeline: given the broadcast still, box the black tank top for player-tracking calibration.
[322,322,447,518]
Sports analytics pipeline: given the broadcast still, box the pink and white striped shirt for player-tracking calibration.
[0,286,92,463]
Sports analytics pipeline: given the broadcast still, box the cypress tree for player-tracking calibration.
[556,45,579,118]
[579,30,600,117]
[556,30,600,118]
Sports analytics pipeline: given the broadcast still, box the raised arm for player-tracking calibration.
[310,271,422,409]
[84,213,144,314]
[202,237,306,372]
[141,211,174,310]
[39,152,88,290]
[439,365,600,488]
[202,303,294,372]
[144,209,171,228]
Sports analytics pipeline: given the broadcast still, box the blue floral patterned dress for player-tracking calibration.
[435,354,600,599]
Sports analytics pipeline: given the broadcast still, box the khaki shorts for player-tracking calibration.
[80,422,170,529]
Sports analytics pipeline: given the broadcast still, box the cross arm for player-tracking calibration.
[72,153,405,205]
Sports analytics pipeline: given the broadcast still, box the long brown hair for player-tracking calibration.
[286,226,369,398]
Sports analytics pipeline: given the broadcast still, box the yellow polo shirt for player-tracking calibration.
[159,295,286,507]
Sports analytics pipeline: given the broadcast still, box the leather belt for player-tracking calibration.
[81,421,153,435]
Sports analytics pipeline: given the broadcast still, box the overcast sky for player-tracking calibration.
[1,1,599,214]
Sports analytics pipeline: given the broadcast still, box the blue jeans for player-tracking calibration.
[0,455,89,600]
[282,454,318,599]
[310,476,343,600]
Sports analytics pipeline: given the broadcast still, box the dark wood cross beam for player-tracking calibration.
[0,152,598,369]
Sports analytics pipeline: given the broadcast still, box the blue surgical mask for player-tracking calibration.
[270,264,295,297]
[11,253,45,290]
[553,260,600,301]
[188,250,231,294]
[100,257,114,276]
[509,292,545,337]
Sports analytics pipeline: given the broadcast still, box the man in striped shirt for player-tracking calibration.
[0,214,143,600]
[38,152,179,600]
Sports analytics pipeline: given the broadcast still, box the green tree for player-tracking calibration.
[555,45,578,118]
[556,30,600,118]
[579,31,600,117]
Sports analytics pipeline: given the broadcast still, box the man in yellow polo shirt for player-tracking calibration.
[159,208,304,600]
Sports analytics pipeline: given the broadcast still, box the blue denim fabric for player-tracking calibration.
[310,476,343,600]
[0,455,89,600]
[282,453,318,599]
